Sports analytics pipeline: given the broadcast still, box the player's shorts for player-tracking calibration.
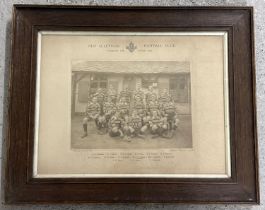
[83,117,92,123]
[109,130,120,137]
[166,112,176,121]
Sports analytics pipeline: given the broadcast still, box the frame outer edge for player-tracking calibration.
[250,6,260,205]
[3,6,260,204]
[4,5,17,204]
[11,4,254,10]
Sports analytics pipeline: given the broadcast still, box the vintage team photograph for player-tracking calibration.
[71,61,192,149]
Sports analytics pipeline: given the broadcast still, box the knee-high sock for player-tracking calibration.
[83,124,87,133]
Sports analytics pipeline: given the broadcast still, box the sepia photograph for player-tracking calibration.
[71,61,192,149]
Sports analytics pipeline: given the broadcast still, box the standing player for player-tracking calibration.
[93,88,105,104]
[147,100,160,116]
[108,84,117,104]
[158,88,171,110]
[163,100,179,130]
[146,86,157,105]
[133,83,144,103]
[119,87,131,104]
[133,95,146,118]
[81,97,100,138]
[103,96,117,123]
[117,97,130,119]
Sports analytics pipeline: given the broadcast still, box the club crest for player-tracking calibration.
[126,41,137,52]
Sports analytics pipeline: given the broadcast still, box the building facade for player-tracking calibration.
[72,61,191,114]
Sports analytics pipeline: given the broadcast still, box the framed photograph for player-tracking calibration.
[5,5,259,204]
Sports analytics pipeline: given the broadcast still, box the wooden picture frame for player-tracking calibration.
[4,5,259,204]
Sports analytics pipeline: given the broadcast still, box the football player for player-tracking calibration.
[81,97,100,138]
[108,112,124,138]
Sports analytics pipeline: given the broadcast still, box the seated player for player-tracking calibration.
[148,110,168,138]
[97,113,108,134]
[127,110,145,138]
[108,112,124,138]
[159,115,170,137]
[141,112,151,135]
[122,115,131,138]
[149,110,163,138]
[81,97,100,138]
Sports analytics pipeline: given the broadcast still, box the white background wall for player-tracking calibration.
[0,0,264,209]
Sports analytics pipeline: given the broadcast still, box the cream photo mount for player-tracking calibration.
[33,31,231,179]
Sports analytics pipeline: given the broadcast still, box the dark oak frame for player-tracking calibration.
[4,5,259,204]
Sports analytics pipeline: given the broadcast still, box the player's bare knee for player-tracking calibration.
[83,117,88,124]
